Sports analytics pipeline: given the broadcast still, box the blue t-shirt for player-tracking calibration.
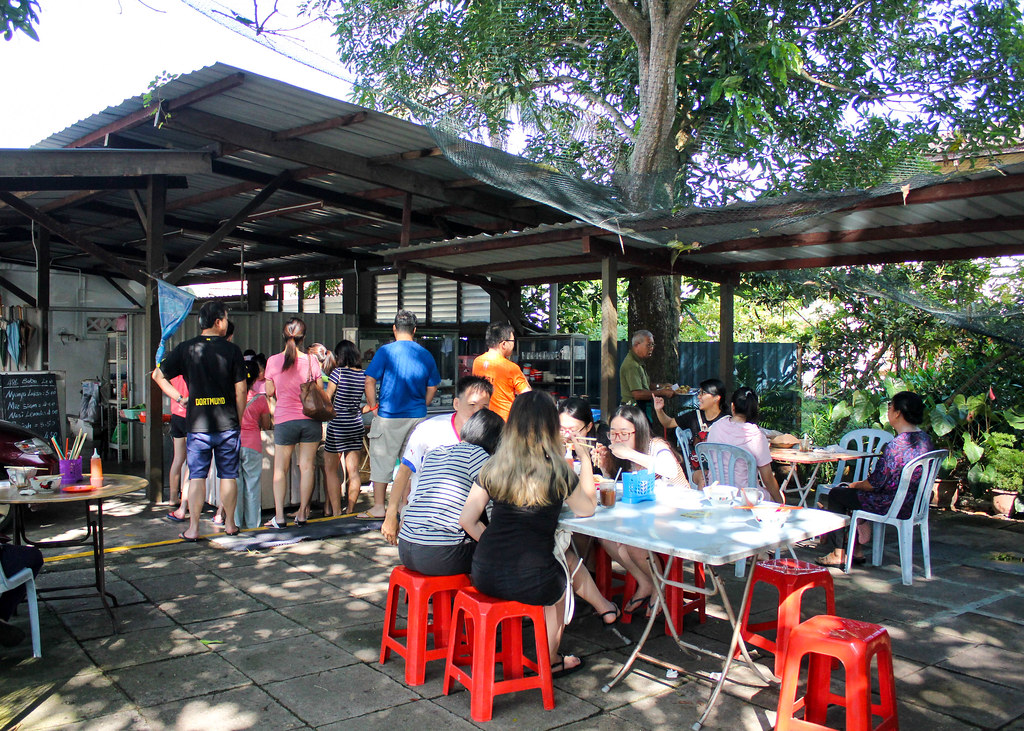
[365,340,441,418]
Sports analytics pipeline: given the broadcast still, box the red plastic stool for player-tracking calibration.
[776,615,898,731]
[599,547,705,631]
[379,566,472,685]
[737,558,835,676]
[442,587,555,722]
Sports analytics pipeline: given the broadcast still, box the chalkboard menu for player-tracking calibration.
[0,372,61,441]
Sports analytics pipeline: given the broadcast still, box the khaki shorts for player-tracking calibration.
[367,416,423,483]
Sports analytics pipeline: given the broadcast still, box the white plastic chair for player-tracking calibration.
[675,427,695,484]
[695,442,766,577]
[844,449,947,585]
[0,563,41,657]
[813,428,894,509]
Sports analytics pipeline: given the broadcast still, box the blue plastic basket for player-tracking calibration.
[621,470,656,504]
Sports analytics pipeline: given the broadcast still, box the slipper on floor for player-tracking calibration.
[551,654,585,679]
[623,594,651,615]
[223,528,240,537]
[165,512,186,523]
[178,532,202,543]
[355,511,384,521]
[263,517,287,530]
[815,554,865,567]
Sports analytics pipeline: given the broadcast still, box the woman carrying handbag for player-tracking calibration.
[264,317,324,529]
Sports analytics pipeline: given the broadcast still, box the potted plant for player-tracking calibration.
[982,432,1024,517]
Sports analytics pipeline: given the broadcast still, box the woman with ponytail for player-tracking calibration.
[264,317,323,528]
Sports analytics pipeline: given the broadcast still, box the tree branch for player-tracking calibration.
[542,75,636,141]
[799,1,870,35]
[604,0,648,50]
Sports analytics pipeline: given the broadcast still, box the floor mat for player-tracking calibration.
[210,516,382,551]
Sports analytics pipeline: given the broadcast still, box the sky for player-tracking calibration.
[0,0,351,147]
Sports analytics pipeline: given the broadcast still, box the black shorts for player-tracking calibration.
[170,414,187,439]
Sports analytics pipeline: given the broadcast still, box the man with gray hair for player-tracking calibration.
[360,310,441,520]
[620,330,675,407]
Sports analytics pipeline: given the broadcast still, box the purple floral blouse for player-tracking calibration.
[858,430,934,518]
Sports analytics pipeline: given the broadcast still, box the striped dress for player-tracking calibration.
[325,367,366,453]
[398,442,490,546]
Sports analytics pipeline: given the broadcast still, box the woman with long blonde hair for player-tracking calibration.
[263,317,323,528]
[460,391,596,678]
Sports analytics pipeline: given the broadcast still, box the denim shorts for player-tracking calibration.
[274,419,323,446]
[186,430,241,479]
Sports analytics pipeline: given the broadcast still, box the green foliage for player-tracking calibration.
[305,0,1024,204]
[984,432,1024,494]
[1,0,39,41]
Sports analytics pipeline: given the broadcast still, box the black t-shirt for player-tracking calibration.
[160,335,246,433]
[679,409,729,462]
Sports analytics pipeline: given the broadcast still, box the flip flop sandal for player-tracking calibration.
[264,517,287,530]
[355,511,384,521]
[223,528,240,537]
[623,594,651,615]
[178,532,202,543]
[551,654,585,679]
[165,512,186,522]
[600,606,622,625]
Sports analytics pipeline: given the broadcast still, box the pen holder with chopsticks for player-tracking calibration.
[59,457,83,486]
[621,470,656,504]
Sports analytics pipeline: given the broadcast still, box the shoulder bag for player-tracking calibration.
[301,354,336,422]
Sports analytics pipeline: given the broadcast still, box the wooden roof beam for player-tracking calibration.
[731,242,1024,272]
[165,108,545,227]
[369,147,443,165]
[389,224,604,262]
[65,73,246,149]
[689,213,1024,255]
[272,112,368,141]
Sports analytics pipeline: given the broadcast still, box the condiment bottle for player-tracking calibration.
[90,448,104,488]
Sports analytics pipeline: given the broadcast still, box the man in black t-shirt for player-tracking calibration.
[153,301,247,541]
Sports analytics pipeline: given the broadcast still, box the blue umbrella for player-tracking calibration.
[155,280,196,367]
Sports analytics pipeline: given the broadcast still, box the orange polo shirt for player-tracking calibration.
[472,350,530,420]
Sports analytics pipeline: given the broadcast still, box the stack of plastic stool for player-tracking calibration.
[379,566,471,685]
[775,615,898,731]
[442,587,555,722]
[738,558,835,676]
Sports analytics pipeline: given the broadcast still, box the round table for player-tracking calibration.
[0,474,147,633]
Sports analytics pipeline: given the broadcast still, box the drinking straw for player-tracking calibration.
[51,437,64,459]
[613,468,622,483]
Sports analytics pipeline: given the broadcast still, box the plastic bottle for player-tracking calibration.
[90,448,104,488]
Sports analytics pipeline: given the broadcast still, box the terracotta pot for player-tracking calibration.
[991,489,1017,517]
[931,479,960,510]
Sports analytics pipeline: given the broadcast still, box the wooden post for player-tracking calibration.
[318,278,326,314]
[342,272,357,316]
[719,279,735,394]
[600,252,618,420]
[548,283,558,333]
[145,175,166,503]
[37,229,50,370]
[246,277,264,312]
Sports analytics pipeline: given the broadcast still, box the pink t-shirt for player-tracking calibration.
[170,376,188,418]
[706,418,772,488]
[240,394,270,451]
[265,352,322,424]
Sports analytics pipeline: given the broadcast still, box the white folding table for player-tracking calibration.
[559,491,847,730]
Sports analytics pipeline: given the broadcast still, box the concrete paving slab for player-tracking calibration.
[220,634,359,684]
[139,684,307,731]
[130,571,223,603]
[938,643,1024,690]
[19,710,153,731]
[264,663,418,727]
[81,625,209,670]
[210,561,316,590]
[242,577,350,609]
[12,668,133,730]
[433,679,601,730]
[185,609,311,649]
[884,619,979,666]
[60,601,175,642]
[40,579,146,615]
[109,555,205,583]
[317,697,477,731]
[106,652,252,707]
[897,664,1024,728]
[973,593,1024,622]
[934,612,1024,654]
[275,596,380,633]
[156,586,268,624]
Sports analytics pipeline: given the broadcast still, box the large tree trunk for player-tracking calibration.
[628,275,681,385]
[605,1,696,392]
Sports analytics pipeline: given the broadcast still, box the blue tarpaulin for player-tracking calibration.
[155,280,195,366]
